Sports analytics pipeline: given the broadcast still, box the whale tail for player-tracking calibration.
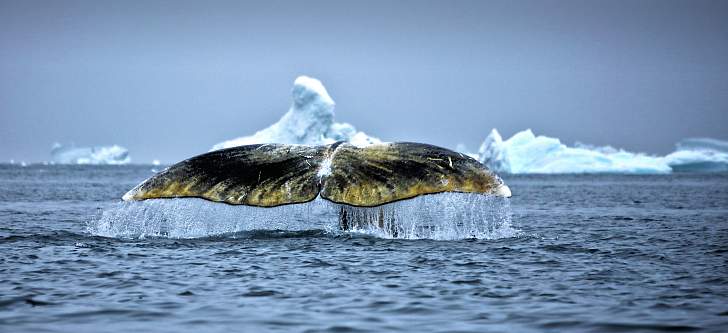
[123,142,511,208]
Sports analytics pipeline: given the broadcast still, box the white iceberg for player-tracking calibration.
[477,129,512,174]
[210,75,725,174]
[51,143,131,165]
[473,129,728,174]
[665,138,728,172]
[476,129,671,174]
[212,76,380,150]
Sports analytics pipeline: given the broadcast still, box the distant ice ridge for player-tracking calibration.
[212,76,380,150]
[474,129,669,174]
[89,193,516,240]
[51,143,131,165]
[469,129,728,174]
[664,138,728,172]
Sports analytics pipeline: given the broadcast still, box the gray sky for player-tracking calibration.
[1,0,727,163]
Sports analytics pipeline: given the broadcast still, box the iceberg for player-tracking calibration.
[210,74,726,174]
[476,129,671,174]
[51,143,131,165]
[212,76,380,150]
[664,138,728,172]
[477,129,511,174]
[473,129,728,174]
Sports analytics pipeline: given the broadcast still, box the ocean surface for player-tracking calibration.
[1,165,727,332]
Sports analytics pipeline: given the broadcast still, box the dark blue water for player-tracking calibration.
[1,165,727,332]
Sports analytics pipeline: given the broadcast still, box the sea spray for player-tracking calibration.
[339,193,515,240]
[89,197,335,239]
[89,193,517,240]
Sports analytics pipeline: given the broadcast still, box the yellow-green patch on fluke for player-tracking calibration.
[123,144,330,207]
[320,143,509,206]
[123,142,511,207]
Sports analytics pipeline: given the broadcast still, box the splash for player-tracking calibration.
[339,193,515,240]
[88,193,517,240]
[89,198,335,239]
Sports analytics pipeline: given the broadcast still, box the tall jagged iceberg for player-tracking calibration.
[51,143,131,165]
[476,129,670,174]
[664,138,728,172]
[212,76,380,150]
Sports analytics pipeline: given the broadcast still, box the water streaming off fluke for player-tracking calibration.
[89,193,516,240]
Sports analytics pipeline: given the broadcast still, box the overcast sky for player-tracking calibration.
[1,0,727,163]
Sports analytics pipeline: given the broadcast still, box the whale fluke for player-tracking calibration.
[123,142,511,207]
